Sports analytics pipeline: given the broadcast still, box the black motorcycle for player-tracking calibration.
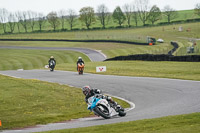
[49,60,55,71]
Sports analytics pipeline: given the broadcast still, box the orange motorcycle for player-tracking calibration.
[78,63,84,74]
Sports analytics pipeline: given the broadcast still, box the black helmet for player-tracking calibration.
[82,86,91,96]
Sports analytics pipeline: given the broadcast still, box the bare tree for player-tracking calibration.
[37,13,46,32]
[123,4,132,27]
[47,11,60,31]
[194,3,200,17]
[148,5,161,25]
[135,0,150,26]
[97,4,110,29]
[66,9,77,30]
[0,8,9,33]
[163,5,178,23]
[112,6,126,27]
[15,11,22,33]
[8,12,16,33]
[58,9,67,30]
[79,7,95,29]
[132,5,139,27]
[27,11,37,32]
[18,11,29,32]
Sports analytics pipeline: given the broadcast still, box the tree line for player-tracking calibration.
[0,0,200,34]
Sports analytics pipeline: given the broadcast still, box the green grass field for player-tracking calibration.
[39,112,200,133]
[0,74,88,129]
[1,22,200,41]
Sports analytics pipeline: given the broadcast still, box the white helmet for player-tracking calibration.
[78,57,82,60]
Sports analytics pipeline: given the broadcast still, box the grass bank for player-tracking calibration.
[1,23,199,43]
[0,49,90,70]
[39,112,200,133]
[0,74,129,130]
[0,22,199,56]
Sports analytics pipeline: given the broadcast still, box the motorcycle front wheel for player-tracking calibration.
[94,105,110,119]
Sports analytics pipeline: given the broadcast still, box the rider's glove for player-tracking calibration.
[96,89,101,94]
[107,96,112,101]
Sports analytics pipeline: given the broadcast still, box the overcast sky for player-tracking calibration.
[0,0,199,15]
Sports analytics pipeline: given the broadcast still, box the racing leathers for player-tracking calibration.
[48,58,56,67]
[77,59,84,71]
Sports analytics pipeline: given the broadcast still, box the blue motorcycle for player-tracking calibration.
[87,94,126,119]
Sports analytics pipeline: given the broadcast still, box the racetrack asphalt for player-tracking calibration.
[0,70,200,133]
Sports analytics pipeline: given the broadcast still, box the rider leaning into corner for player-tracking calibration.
[77,57,84,70]
[82,86,124,112]
[48,56,56,66]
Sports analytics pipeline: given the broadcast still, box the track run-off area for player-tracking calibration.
[0,46,200,133]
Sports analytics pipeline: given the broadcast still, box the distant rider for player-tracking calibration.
[82,85,123,112]
[77,57,84,70]
[48,56,56,67]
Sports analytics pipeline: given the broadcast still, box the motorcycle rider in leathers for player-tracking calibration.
[82,85,124,112]
[48,56,56,67]
[77,57,84,71]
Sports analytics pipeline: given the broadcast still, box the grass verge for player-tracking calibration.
[39,112,200,133]
[56,61,200,81]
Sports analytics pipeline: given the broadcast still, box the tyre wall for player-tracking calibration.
[105,54,200,62]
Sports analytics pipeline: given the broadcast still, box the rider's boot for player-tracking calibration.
[117,105,124,111]
[106,96,124,112]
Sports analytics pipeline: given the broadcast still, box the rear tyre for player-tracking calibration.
[118,110,126,117]
[78,68,83,74]
[50,67,54,71]
[80,70,83,74]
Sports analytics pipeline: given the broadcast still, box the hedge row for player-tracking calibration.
[105,54,200,62]
[0,39,148,45]
[158,18,200,25]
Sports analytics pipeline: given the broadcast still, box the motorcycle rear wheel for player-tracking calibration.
[118,110,126,117]
[78,69,83,74]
